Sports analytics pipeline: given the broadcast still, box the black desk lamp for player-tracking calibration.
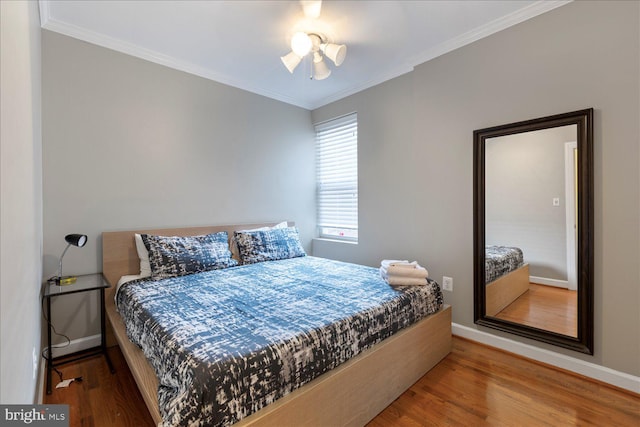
[55,234,87,285]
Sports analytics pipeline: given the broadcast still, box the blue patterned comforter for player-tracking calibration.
[116,256,443,426]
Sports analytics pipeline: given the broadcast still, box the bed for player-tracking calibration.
[103,223,452,426]
[485,245,530,317]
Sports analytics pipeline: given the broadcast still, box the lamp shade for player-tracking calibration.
[291,32,312,57]
[321,43,347,66]
[55,233,88,285]
[65,234,87,247]
[281,51,302,73]
[301,0,322,19]
[313,53,331,80]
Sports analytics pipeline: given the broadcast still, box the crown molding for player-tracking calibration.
[39,0,572,111]
[308,63,416,110]
[38,0,50,28]
[408,0,572,68]
[311,0,572,109]
[38,1,311,109]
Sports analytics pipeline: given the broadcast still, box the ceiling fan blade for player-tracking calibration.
[300,0,322,19]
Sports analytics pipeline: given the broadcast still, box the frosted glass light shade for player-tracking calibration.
[321,43,347,66]
[301,1,322,19]
[313,53,331,80]
[281,51,302,73]
[291,32,312,57]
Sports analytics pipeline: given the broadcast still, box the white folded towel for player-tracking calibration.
[379,258,430,286]
[381,259,419,269]
[382,264,429,279]
[386,276,428,286]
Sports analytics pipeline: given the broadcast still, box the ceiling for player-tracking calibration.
[39,1,570,110]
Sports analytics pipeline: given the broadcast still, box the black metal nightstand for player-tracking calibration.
[44,273,115,394]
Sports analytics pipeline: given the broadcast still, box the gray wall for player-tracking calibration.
[0,1,43,403]
[486,126,574,281]
[42,31,316,344]
[312,1,640,376]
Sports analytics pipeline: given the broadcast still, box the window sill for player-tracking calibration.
[313,237,358,245]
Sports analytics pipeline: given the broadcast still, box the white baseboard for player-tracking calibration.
[36,360,45,404]
[50,334,101,358]
[529,275,569,288]
[452,323,640,394]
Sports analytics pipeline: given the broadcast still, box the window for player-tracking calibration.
[315,113,358,241]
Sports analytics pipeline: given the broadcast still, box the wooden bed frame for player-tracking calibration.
[485,263,530,317]
[102,223,452,427]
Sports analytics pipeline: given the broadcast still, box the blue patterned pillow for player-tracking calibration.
[234,226,306,264]
[141,232,238,280]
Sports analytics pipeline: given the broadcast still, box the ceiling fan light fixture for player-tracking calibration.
[321,43,347,66]
[290,31,313,57]
[281,3,346,80]
[300,0,322,19]
[281,51,302,73]
[313,52,331,80]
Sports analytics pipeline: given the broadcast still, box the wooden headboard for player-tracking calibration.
[102,222,290,301]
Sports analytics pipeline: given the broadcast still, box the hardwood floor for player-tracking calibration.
[370,338,638,426]
[494,283,578,336]
[44,347,155,427]
[44,338,639,426]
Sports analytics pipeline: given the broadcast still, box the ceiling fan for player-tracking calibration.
[280,0,347,80]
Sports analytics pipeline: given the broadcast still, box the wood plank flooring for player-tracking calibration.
[44,338,639,426]
[494,283,578,337]
[44,346,155,427]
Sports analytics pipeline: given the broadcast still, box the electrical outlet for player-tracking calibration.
[442,276,453,292]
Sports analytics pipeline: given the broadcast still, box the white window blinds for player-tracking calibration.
[315,113,358,241]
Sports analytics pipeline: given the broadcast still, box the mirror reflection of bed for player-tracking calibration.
[485,125,579,338]
[485,245,577,336]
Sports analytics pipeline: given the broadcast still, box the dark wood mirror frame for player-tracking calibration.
[473,108,594,354]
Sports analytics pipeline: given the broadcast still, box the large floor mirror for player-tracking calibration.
[473,109,593,354]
